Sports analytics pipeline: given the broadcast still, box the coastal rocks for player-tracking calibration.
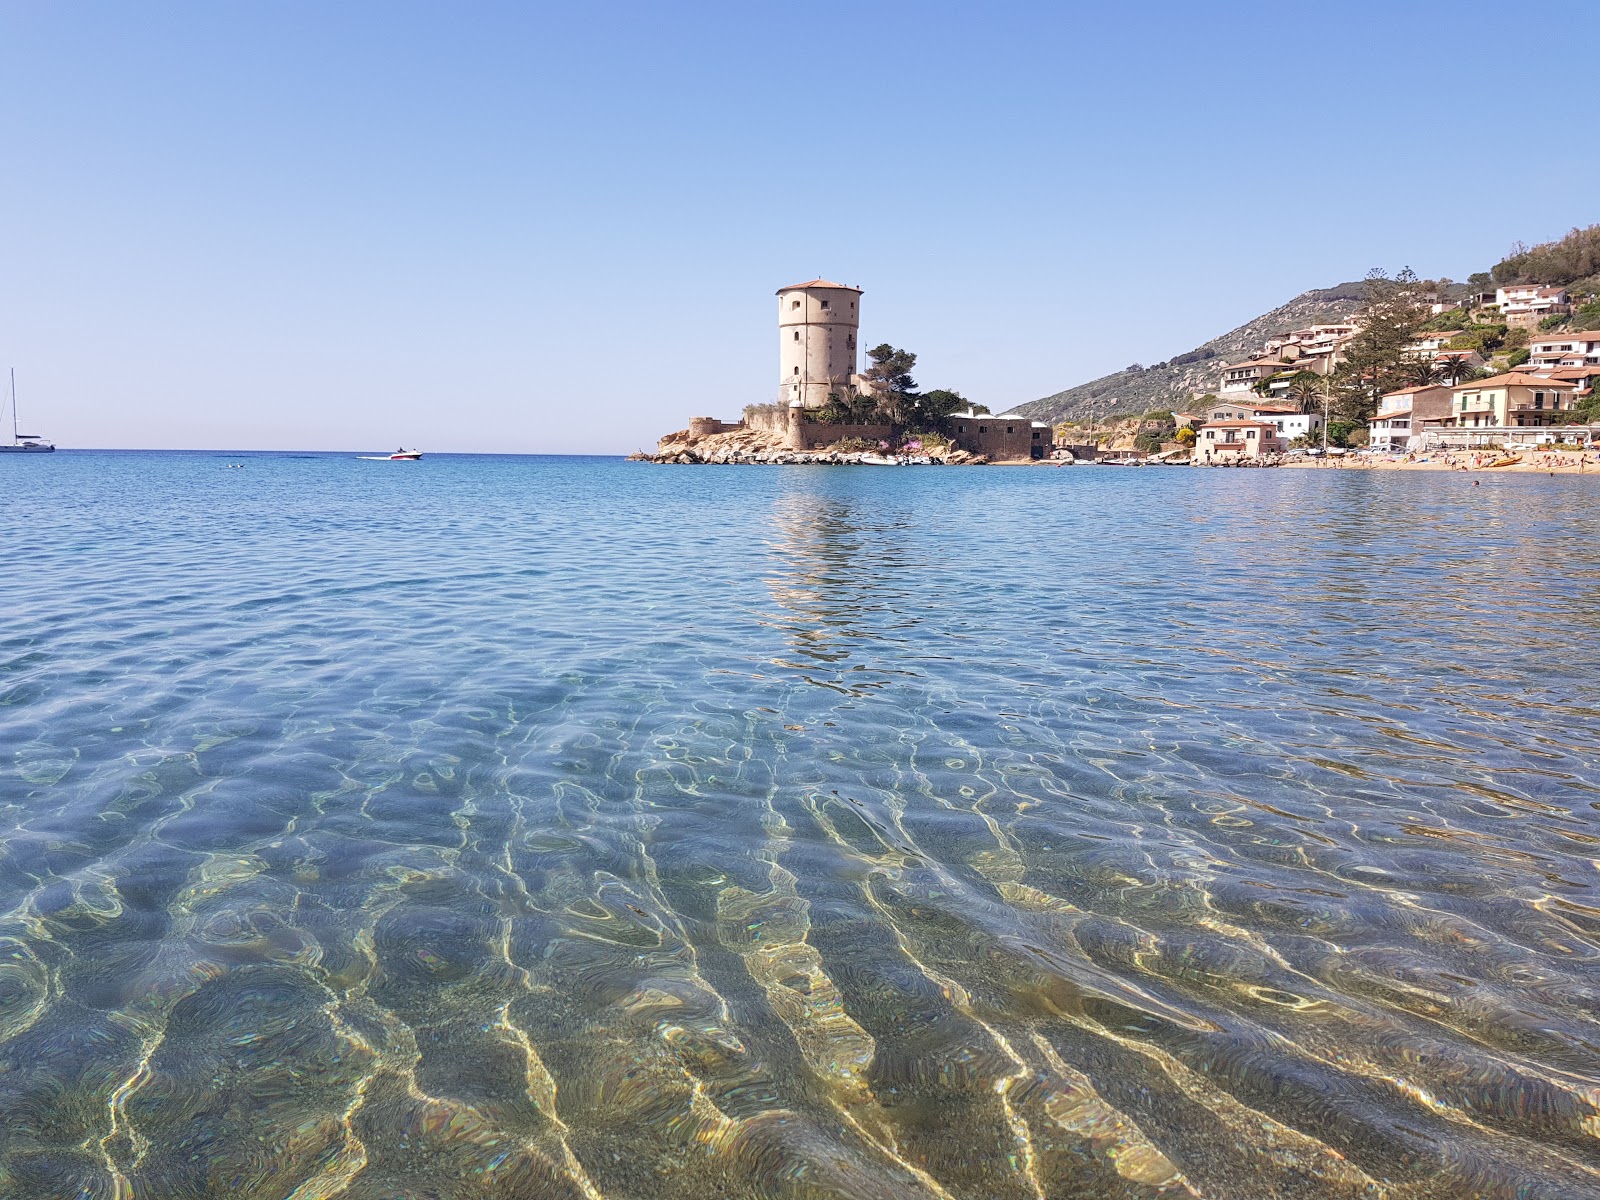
[633,426,989,466]
[1192,455,1282,467]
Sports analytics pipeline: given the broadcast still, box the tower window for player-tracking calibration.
[820,300,829,310]
[791,300,800,310]
[793,331,799,340]
[793,366,799,375]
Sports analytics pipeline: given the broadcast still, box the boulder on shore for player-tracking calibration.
[635,425,989,466]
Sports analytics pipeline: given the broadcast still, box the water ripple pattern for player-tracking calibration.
[2,450,1599,1199]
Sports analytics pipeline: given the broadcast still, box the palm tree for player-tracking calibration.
[1437,353,1479,387]
[1404,358,1443,388]
[1286,371,1325,414]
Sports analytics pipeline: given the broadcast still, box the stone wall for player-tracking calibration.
[795,421,894,451]
[950,417,1047,460]
[742,405,789,435]
[688,417,745,438]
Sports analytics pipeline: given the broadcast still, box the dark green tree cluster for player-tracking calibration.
[814,345,986,434]
[1491,225,1600,290]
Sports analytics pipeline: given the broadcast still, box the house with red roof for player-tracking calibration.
[1367,384,1453,451]
[1196,419,1283,463]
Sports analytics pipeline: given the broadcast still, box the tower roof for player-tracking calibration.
[776,279,862,294]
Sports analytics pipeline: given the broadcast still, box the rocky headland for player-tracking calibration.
[633,424,990,466]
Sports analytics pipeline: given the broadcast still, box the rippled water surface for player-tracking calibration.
[3,451,1600,1199]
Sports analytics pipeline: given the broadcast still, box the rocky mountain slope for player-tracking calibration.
[1015,283,1369,423]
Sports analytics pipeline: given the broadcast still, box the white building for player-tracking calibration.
[1367,384,1453,451]
[1218,359,1290,395]
[1528,330,1600,370]
[1405,331,1462,359]
[1263,409,1325,443]
[1495,284,1569,327]
[1273,323,1361,375]
[1197,400,1323,442]
[777,279,864,409]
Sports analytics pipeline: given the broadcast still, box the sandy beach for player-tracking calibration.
[1281,447,1600,473]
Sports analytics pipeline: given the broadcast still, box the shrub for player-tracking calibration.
[1491,225,1600,287]
[1448,324,1508,354]
[1507,348,1531,367]
[1326,419,1363,447]
[1421,307,1471,332]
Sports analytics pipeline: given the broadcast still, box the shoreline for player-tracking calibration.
[1280,448,1600,473]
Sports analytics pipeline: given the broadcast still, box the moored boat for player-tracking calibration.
[0,370,56,453]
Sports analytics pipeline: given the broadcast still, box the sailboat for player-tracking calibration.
[0,370,56,453]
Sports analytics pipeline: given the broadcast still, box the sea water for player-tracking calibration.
[1,451,1598,1199]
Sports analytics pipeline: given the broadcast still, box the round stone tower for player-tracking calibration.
[777,279,862,409]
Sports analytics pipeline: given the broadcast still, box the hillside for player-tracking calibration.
[1014,284,1368,423]
[1016,224,1600,425]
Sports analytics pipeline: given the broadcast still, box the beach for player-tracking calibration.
[1283,447,1600,472]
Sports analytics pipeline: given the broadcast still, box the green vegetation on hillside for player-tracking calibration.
[1016,286,1370,423]
[1491,225,1600,293]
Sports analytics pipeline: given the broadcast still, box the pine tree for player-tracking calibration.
[1330,268,1431,421]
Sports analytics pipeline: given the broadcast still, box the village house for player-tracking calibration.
[1528,330,1600,370]
[1250,404,1324,443]
[1366,384,1454,451]
[1405,331,1462,359]
[1274,323,1360,374]
[1538,366,1600,396]
[1197,420,1282,463]
[1199,399,1320,440]
[1443,372,1578,430]
[1495,285,1569,328]
[1218,359,1292,395]
[1432,348,1486,380]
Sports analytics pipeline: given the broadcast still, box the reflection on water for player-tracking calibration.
[2,452,1599,1199]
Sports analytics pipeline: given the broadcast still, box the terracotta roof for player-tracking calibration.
[1382,384,1449,397]
[1223,359,1292,370]
[1543,367,1600,379]
[1452,372,1578,391]
[776,279,863,294]
[1370,409,1412,421]
[1532,330,1600,344]
[1248,404,1303,413]
[1204,419,1278,429]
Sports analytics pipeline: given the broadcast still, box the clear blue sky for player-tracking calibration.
[5,1,1595,453]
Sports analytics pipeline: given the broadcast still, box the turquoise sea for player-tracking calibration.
[3,450,1599,1200]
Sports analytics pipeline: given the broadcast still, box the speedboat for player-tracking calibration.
[389,449,423,460]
